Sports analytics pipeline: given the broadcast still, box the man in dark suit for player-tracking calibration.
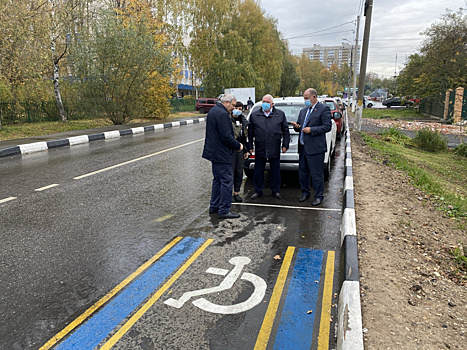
[291,88,332,206]
[202,94,243,219]
[248,94,290,199]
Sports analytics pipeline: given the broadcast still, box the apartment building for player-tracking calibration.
[303,43,360,73]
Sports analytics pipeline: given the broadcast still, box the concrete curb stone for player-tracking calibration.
[337,115,364,350]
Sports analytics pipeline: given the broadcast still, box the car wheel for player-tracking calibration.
[367,103,373,108]
[199,107,205,114]
[386,104,391,108]
[324,160,331,181]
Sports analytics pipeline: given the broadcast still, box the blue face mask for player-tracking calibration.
[305,100,312,107]
[233,109,242,116]
[262,102,271,111]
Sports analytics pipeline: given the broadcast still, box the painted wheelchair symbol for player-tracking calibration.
[164,257,267,314]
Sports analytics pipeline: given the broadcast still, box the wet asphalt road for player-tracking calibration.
[0,122,345,349]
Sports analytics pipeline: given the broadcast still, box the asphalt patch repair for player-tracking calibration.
[351,131,466,349]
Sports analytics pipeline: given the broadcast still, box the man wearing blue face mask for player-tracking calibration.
[231,101,249,202]
[248,94,290,199]
[291,88,332,206]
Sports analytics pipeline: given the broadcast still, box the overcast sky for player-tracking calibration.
[260,0,466,78]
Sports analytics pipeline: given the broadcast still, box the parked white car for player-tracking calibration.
[244,97,338,180]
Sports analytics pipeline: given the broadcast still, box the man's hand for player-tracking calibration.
[249,149,253,154]
[238,143,243,152]
[282,147,288,153]
[243,152,249,160]
[291,121,301,128]
[303,127,311,134]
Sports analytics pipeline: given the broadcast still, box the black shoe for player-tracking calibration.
[209,208,218,214]
[311,198,323,206]
[218,211,240,219]
[233,194,243,202]
[299,194,310,202]
[251,192,262,199]
[272,192,282,199]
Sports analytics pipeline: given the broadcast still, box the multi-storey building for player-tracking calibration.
[303,43,360,73]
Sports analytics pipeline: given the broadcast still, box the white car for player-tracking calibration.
[244,97,338,180]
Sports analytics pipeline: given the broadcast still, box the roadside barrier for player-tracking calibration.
[0,119,205,158]
[337,113,364,349]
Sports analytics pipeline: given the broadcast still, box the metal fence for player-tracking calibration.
[169,99,196,113]
[0,101,68,124]
[0,99,197,125]
[419,94,446,119]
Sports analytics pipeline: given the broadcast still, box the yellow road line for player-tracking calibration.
[153,214,174,222]
[39,236,183,350]
[317,250,336,349]
[254,246,295,350]
[100,238,214,349]
[73,139,204,180]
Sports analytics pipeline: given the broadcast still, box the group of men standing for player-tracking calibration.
[202,89,332,219]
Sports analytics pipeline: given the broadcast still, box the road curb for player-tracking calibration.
[337,116,364,349]
[0,118,206,158]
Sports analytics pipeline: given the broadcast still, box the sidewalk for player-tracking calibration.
[0,117,205,158]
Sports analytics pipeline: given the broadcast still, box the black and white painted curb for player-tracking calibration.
[337,117,364,349]
[0,118,206,158]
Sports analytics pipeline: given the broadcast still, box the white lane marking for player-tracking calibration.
[34,184,60,192]
[0,197,17,204]
[232,202,341,212]
[73,138,204,180]
[164,257,266,314]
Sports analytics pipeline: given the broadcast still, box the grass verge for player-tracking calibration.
[360,131,467,230]
[0,112,200,142]
[362,107,428,120]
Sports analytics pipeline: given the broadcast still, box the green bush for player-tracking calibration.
[413,129,447,152]
[454,143,467,157]
[379,127,412,145]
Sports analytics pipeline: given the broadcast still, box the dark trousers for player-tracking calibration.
[232,151,244,193]
[299,151,325,200]
[210,162,233,215]
[253,156,281,195]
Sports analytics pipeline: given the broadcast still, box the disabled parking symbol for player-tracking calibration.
[164,257,267,314]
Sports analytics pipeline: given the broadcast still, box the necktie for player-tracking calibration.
[300,107,312,145]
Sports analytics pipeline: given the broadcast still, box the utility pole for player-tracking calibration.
[351,16,360,113]
[355,0,373,131]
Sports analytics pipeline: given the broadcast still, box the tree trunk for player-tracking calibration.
[52,57,67,121]
[50,0,67,122]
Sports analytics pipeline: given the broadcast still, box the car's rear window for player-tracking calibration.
[323,101,336,110]
[274,104,305,123]
[249,103,305,123]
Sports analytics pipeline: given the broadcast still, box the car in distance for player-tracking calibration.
[382,97,414,108]
[321,97,345,140]
[244,97,338,181]
[196,98,219,114]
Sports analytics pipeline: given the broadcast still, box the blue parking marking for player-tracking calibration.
[55,236,205,350]
[273,248,323,350]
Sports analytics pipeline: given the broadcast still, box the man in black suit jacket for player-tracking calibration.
[202,94,243,219]
[291,88,332,206]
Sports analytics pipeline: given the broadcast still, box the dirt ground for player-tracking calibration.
[350,131,466,350]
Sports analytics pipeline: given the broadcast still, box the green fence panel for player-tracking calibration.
[463,89,467,121]
[169,99,196,113]
[420,94,445,119]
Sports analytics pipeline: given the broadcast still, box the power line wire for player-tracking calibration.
[284,21,354,40]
